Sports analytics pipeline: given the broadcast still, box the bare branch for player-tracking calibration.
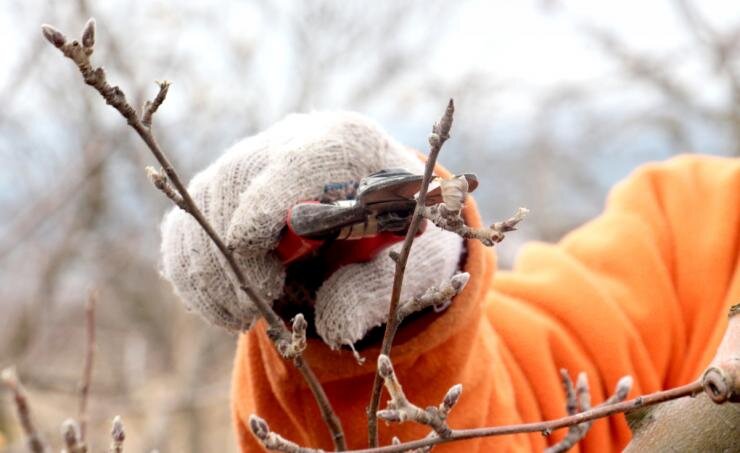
[42,19,346,449]
[245,365,726,453]
[396,272,469,321]
[78,289,97,442]
[545,372,632,453]
[544,372,592,453]
[141,81,171,128]
[376,355,461,439]
[368,99,455,447]
[422,205,529,247]
[357,379,702,453]
[0,367,48,453]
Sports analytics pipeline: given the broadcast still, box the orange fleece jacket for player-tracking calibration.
[232,155,740,452]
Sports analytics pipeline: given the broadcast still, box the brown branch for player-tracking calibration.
[41,19,345,450]
[109,416,125,453]
[395,273,469,324]
[359,379,703,453]
[0,367,48,453]
[248,354,736,453]
[422,205,528,247]
[376,355,461,439]
[78,289,97,442]
[367,99,455,447]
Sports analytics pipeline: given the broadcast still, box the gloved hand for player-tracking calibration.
[160,112,463,348]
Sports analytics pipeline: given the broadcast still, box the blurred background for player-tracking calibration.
[1,0,738,451]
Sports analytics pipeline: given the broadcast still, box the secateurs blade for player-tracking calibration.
[276,169,478,265]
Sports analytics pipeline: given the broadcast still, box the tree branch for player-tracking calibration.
[0,367,48,453]
[41,19,345,450]
[253,357,739,453]
[78,289,97,442]
[367,99,455,447]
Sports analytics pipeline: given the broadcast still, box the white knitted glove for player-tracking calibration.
[160,112,462,347]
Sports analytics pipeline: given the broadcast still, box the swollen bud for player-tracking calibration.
[82,18,96,48]
[248,415,269,439]
[377,354,393,378]
[111,416,125,442]
[442,383,463,409]
[450,272,470,292]
[61,419,81,446]
[615,375,633,401]
[41,24,67,48]
[440,176,468,211]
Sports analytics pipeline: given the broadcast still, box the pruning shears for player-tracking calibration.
[276,169,478,268]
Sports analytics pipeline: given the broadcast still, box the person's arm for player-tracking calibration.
[488,154,740,451]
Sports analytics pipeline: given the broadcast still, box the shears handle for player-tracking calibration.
[275,202,424,267]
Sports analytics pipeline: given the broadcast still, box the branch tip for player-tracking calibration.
[442,384,463,410]
[81,18,96,49]
[41,24,66,48]
[249,415,270,439]
[111,415,125,442]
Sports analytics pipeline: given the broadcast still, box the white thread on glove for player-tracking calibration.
[160,111,463,344]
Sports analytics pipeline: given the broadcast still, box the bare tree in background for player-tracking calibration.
[0,1,470,451]
[1,0,739,451]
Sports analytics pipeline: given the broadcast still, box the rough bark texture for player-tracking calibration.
[625,393,739,452]
[626,305,739,451]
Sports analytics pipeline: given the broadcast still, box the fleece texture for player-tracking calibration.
[231,154,740,452]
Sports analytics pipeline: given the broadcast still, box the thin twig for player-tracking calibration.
[78,289,97,442]
[395,273,469,321]
[367,99,455,447]
[0,367,48,453]
[359,379,702,453]
[544,372,591,453]
[376,355,461,439]
[422,205,528,247]
[545,372,633,453]
[254,381,701,453]
[41,20,346,450]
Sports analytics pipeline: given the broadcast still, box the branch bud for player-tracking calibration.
[61,419,81,447]
[377,354,393,378]
[449,272,470,292]
[111,416,125,443]
[81,18,96,48]
[428,132,440,148]
[41,24,67,48]
[614,376,633,401]
[442,384,463,409]
[377,409,402,422]
[248,415,270,439]
[440,176,468,211]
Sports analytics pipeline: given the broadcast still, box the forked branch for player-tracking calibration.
[41,19,345,450]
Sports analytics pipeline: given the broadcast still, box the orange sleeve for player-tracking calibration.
[489,154,740,451]
[231,155,739,452]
